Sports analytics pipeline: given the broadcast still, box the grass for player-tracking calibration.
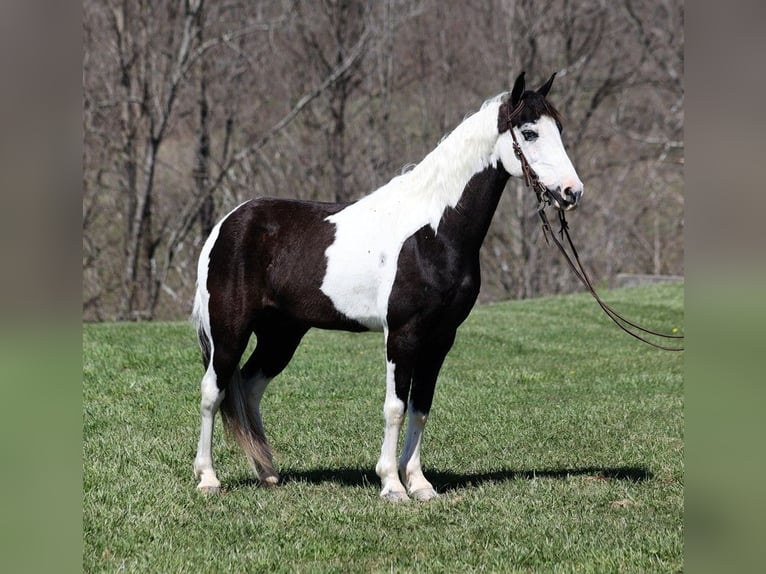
[83,283,683,573]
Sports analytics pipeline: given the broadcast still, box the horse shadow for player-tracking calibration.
[229,465,652,492]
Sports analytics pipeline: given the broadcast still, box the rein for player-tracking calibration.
[506,101,684,351]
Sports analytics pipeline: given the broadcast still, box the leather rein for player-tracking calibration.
[506,101,684,351]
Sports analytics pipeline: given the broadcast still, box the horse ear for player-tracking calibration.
[537,73,556,98]
[510,71,525,108]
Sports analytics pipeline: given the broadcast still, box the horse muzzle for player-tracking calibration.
[548,186,583,211]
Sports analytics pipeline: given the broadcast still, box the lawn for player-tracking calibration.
[83,283,683,573]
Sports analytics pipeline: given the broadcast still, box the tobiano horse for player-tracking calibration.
[192,72,583,501]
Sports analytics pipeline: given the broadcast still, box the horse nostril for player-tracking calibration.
[564,187,582,204]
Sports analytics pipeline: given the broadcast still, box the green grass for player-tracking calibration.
[83,283,683,573]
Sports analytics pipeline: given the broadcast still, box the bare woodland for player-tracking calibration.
[83,0,683,322]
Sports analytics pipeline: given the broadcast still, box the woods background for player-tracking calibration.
[83,0,683,322]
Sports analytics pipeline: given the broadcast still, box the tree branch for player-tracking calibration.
[152,25,372,300]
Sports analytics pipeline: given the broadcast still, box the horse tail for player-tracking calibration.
[191,285,212,369]
[218,370,274,477]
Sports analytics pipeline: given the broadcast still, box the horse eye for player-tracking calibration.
[521,130,537,142]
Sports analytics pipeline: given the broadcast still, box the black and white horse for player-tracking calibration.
[192,72,583,501]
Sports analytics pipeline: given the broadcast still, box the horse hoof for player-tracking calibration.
[260,474,280,487]
[381,490,410,503]
[410,488,439,502]
[196,483,221,495]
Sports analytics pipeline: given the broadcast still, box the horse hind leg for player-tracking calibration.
[236,367,278,486]
[193,323,250,493]
[193,363,225,493]
[216,364,274,486]
[237,318,308,486]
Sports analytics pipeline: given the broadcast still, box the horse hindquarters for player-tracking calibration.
[192,201,277,491]
[194,200,317,490]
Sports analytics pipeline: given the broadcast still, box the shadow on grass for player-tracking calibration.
[229,465,651,491]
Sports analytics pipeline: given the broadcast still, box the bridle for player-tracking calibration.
[506,100,684,351]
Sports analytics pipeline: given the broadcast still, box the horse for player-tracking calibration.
[191,71,583,501]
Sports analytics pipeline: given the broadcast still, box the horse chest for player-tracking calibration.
[319,220,402,332]
[320,203,479,332]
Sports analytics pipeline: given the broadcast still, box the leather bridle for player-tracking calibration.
[506,100,684,351]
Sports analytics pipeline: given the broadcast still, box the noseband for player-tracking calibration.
[505,100,683,351]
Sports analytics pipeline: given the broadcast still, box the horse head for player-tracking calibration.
[495,72,584,211]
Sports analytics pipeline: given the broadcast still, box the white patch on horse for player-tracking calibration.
[320,102,504,329]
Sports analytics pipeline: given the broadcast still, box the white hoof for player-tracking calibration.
[381,490,410,503]
[410,487,439,502]
[195,468,221,494]
[196,481,221,494]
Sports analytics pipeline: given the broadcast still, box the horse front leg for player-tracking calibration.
[398,330,456,501]
[375,354,412,502]
[399,406,437,501]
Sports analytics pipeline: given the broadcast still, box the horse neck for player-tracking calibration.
[389,104,502,229]
[441,162,510,251]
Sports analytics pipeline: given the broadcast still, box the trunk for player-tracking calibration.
[195,21,214,238]
[119,136,159,320]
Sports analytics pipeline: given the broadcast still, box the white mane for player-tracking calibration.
[480,92,510,110]
[358,98,504,231]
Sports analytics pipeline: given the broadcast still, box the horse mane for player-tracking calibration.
[365,98,504,229]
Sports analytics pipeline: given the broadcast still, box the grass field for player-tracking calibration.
[83,283,683,573]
